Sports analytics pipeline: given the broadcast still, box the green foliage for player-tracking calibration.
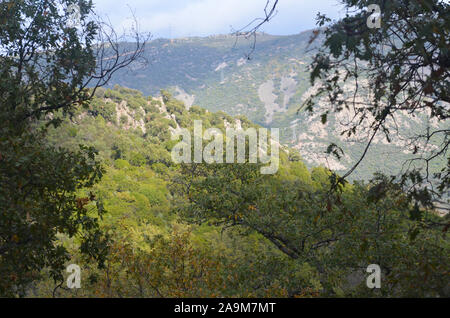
[309,0,449,204]
[0,0,110,296]
[97,27,448,185]
[88,98,117,124]
[2,14,447,297]
[23,79,449,298]
[174,159,449,297]
[120,115,128,125]
[162,90,187,115]
[0,127,106,296]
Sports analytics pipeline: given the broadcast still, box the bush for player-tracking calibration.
[120,115,128,125]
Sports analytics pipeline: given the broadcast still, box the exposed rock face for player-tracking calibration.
[104,33,447,180]
[280,74,297,109]
[258,74,298,124]
[258,80,285,124]
[115,101,146,134]
[174,86,195,109]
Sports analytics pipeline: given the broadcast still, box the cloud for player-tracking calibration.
[150,0,275,37]
[93,0,342,38]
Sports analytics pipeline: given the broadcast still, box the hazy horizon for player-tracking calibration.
[93,0,344,39]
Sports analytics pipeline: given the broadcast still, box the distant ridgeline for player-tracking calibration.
[101,32,447,181]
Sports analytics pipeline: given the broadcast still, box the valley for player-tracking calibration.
[104,32,446,181]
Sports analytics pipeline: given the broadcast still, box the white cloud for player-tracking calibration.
[142,0,266,37]
[93,0,342,38]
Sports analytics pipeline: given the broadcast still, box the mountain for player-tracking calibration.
[103,31,446,180]
[41,85,449,298]
[40,86,327,297]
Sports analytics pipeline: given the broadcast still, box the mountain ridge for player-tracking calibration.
[102,31,446,180]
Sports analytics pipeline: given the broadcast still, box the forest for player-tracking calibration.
[10,86,450,297]
[0,0,449,298]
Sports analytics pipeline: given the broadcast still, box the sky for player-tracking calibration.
[92,0,345,39]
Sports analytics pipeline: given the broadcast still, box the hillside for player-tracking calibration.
[40,85,329,297]
[3,0,448,300]
[103,32,446,181]
[37,85,449,298]
[105,32,316,126]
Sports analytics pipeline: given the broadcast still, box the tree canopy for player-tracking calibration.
[0,0,145,296]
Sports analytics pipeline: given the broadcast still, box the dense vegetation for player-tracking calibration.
[1,0,448,299]
[307,0,449,208]
[26,86,449,297]
[102,31,447,182]
[0,0,143,297]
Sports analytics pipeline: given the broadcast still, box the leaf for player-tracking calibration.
[443,222,450,234]
[326,143,344,160]
[409,227,420,242]
[409,203,422,221]
[313,214,320,224]
[360,239,368,252]
[326,200,332,212]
